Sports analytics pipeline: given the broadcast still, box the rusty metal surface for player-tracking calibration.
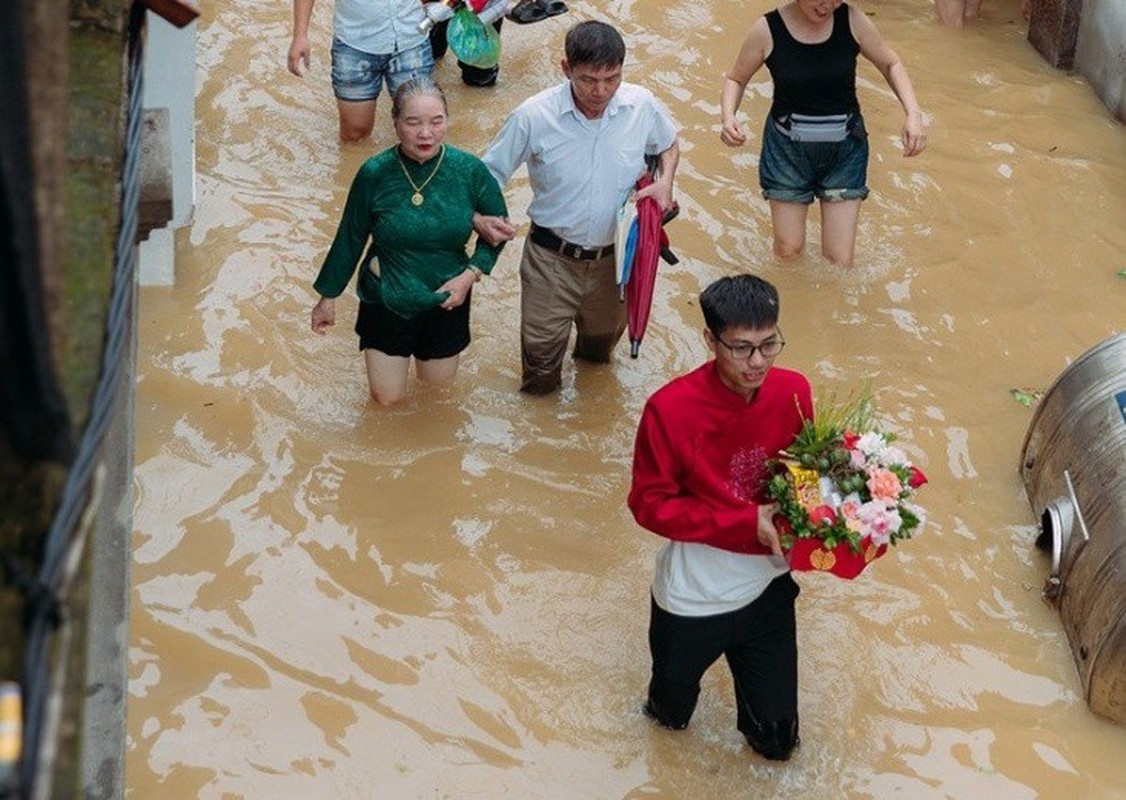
[1021,332,1126,723]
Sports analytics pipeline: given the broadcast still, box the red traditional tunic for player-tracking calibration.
[629,362,813,615]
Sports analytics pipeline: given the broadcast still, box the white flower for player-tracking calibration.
[855,432,885,457]
[856,500,903,547]
[819,476,841,507]
[855,431,908,469]
[880,444,909,468]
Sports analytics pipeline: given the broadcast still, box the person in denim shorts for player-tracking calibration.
[288,0,434,142]
[719,0,926,267]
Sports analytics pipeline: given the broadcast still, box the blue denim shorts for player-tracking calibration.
[759,114,870,204]
[330,38,435,103]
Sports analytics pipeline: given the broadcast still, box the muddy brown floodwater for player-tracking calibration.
[126,0,1126,797]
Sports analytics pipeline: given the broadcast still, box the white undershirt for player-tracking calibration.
[652,540,789,617]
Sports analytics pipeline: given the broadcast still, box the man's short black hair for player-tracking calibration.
[700,274,780,335]
[564,21,626,69]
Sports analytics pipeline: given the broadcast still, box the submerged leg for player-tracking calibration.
[934,0,968,26]
[819,198,861,267]
[769,200,810,260]
[573,255,625,363]
[337,98,376,143]
[415,353,460,385]
[645,596,726,730]
[725,575,801,761]
[363,349,411,405]
[519,241,581,394]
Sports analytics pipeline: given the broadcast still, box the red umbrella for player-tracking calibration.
[625,174,677,358]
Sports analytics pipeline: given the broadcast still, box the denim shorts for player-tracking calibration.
[759,114,870,204]
[354,292,470,360]
[330,38,435,103]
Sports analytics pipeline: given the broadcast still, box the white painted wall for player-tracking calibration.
[138,11,197,285]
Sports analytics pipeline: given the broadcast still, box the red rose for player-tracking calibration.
[808,505,838,526]
[842,431,860,449]
[907,466,928,489]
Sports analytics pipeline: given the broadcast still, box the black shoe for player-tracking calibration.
[643,700,688,731]
[744,728,800,761]
[461,65,499,87]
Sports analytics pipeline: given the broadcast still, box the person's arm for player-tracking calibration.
[311,296,335,335]
[288,0,316,76]
[311,163,374,328]
[636,139,680,212]
[438,161,510,310]
[467,162,509,275]
[480,109,530,191]
[472,214,517,247]
[475,0,511,25]
[720,16,771,148]
[851,6,927,157]
[474,110,529,245]
[628,401,768,555]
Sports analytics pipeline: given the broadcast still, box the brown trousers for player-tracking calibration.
[519,239,627,394]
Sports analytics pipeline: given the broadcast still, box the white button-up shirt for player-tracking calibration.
[482,81,678,248]
[334,0,427,56]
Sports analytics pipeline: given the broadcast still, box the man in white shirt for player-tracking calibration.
[287,0,433,142]
[481,20,679,395]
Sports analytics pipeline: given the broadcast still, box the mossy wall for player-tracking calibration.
[0,0,125,686]
[1,1,128,797]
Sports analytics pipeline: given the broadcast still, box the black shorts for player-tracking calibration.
[354,292,471,360]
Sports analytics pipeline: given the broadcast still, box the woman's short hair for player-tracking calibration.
[700,274,780,334]
[564,21,626,69]
[391,77,448,120]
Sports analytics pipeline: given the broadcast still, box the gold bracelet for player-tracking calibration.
[468,266,484,282]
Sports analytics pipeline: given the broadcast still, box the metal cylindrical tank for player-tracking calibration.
[1019,332,1126,724]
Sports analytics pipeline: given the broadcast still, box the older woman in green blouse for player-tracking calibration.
[311,78,509,405]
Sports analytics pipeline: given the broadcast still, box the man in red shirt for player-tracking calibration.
[628,273,812,761]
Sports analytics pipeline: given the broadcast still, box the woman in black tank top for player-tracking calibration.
[719,0,926,268]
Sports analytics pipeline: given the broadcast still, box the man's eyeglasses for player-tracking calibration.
[713,331,786,361]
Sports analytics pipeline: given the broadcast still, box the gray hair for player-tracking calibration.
[391,77,448,120]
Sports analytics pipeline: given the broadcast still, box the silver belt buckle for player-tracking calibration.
[568,244,584,259]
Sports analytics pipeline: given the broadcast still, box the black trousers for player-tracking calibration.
[646,572,801,760]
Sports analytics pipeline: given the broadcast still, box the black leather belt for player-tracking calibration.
[529,223,613,261]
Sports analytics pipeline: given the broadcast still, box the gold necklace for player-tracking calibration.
[397,145,445,206]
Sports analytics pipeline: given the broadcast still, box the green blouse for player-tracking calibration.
[313,145,508,318]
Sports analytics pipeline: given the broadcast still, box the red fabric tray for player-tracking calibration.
[787,536,888,579]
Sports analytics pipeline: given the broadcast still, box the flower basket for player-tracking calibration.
[786,535,887,578]
[768,388,928,580]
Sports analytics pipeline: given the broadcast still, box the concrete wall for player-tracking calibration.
[80,294,135,800]
[138,11,197,285]
[1074,0,1126,122]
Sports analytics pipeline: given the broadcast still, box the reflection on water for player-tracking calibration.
[127,0,1126,797]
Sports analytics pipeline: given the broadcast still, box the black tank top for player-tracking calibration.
[764,3,860,117]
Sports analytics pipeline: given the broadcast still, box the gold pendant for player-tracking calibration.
[411,192,424,206]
